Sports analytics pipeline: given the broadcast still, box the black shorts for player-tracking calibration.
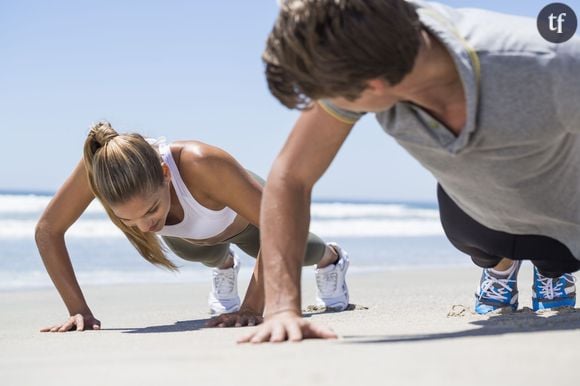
[437,184,580,278]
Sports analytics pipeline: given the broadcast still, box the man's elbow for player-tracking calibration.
[269,160,312,193]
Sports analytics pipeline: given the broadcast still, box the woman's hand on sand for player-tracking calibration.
[40,314,101,332]
[237,309,337,343]
[206,308,263,328]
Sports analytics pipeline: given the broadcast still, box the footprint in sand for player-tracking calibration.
[303,304,369,313]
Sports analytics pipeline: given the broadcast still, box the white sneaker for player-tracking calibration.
[314,242,350,311]
[208,250,241,315]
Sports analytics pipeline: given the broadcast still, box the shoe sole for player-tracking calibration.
[209,304,241,316]
[532,297,576,311]
[474,301,518,315]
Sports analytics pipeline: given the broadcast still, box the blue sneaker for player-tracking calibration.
[532,267,576,311]
[475,261,521,314]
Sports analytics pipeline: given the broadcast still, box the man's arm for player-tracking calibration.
[239,102,354,343]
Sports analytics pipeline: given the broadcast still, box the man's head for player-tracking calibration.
[264,0,422,109]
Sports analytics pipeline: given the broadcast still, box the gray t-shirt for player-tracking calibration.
[322,1,580,259]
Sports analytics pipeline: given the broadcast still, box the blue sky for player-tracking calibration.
[1,0,578,201]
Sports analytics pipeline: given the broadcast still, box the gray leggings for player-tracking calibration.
[161,224,327,268]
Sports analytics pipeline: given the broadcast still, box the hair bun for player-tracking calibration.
[88,121,118,147]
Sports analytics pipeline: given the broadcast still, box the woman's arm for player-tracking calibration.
[177,142,267,326]
[35,160,100,332]
[176,142,264,226]
[206,250,265,328]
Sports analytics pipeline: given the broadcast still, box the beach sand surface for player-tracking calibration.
[1,266,578,386]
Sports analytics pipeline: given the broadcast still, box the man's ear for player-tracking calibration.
[366,78,389,95]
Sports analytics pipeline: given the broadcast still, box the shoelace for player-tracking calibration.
[478,270,516,302]
[213,270,236,296]
[536,273,575,300]
[316,271,338,295]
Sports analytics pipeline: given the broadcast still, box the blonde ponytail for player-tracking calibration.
[83,121,177,271]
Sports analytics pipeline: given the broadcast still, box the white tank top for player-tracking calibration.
[155,143,237,240]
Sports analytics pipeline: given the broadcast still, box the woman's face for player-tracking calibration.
[110,167,172,233]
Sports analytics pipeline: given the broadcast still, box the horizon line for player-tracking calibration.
[0,189,437,206]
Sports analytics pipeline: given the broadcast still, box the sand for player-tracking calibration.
[0,265,578,386]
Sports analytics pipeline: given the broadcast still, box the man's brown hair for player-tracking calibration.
[264,0,422,109]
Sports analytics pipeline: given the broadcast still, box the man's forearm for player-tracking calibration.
[260,175,311,316]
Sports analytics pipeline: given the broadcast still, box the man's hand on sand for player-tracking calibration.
[237,309,337,343]
[40,314,101,332]
[206,308,264,328]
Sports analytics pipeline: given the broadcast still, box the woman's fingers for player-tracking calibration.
[91,319,101,330]
[41,314,101,333]
[205,317,221,327]
[235,315,248,327]
[207,312,263,328]
[57,316,77,332]
[75,314,85,331]
[40,324,61,333]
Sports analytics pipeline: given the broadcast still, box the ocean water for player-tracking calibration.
[0,192,469,290]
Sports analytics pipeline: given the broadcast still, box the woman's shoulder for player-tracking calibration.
[170,140,231,170]
[169,140,238,194]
